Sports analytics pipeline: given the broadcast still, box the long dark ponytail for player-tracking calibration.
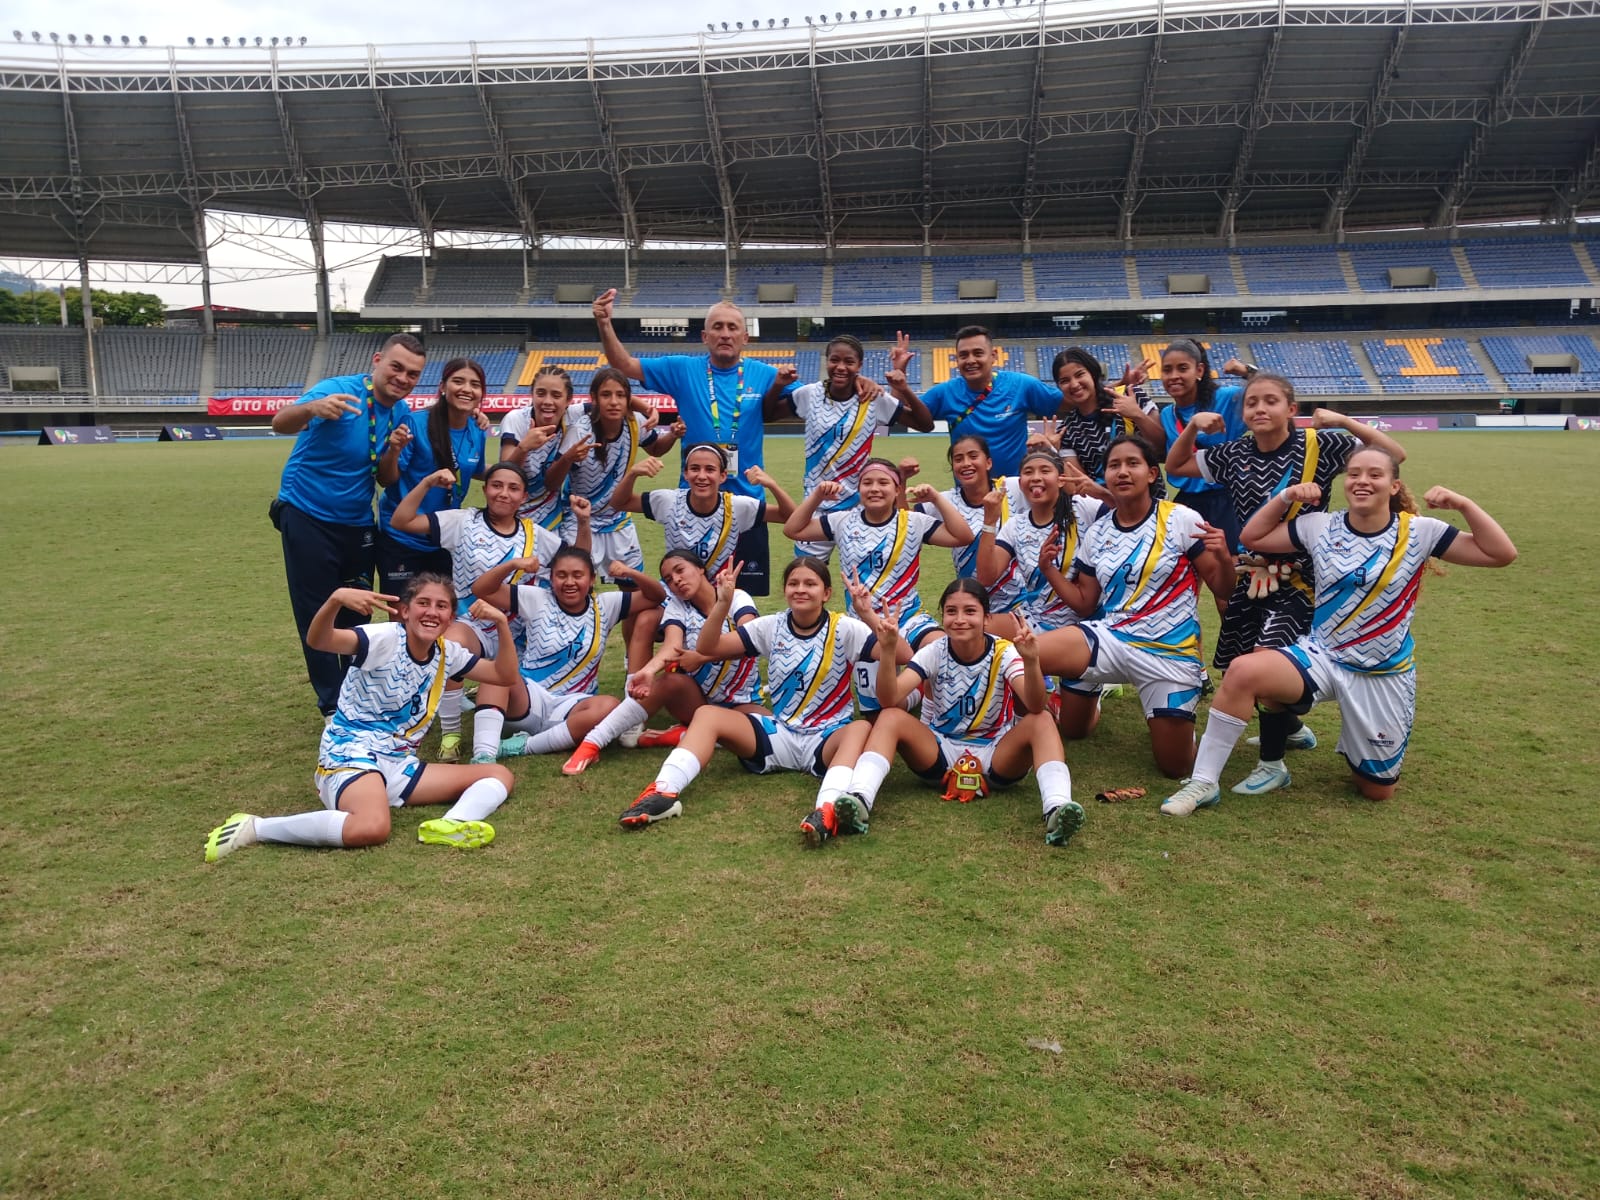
[427,357,487,484]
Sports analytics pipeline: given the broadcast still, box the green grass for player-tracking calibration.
[2,432,1596,1198]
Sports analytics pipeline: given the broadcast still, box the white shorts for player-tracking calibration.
[855,611,941,713]
[314,751,423,810]
[1279,638,1416,783]
[793,539,835,562]
[1062,623,1205,721]
[456,617,499,659]
[562,522,643,583]
[737,714,836,777]
[506,677,586,734]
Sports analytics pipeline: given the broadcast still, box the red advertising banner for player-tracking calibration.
[207,393,677,418]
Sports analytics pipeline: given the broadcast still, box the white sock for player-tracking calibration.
[1036,759,1073,816]
[473,707,505,757]
[847,751,891,811]
[520,724,576,755]
[442,778,508,824]
[654,747,702,796]
[255,809,348,847]
[439,688,462,735]
[582,698,648,750]
[816,764,854,807]
[1192,710,1249,784]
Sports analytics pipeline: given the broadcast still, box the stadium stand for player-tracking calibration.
[1136,250,1238,298]
[366,256,426,307]
[732,259,824,308]
[323,332,388,377]
[630,258,729,307]
[930,255,1025,303]
[215,329,315,395]
[1361,337,1492,394]
[1239,246,1347,295]
[414,336,522,393]
[1482,333,1600,392]
[1464,239,1592,290]
[97,328,202,397]
[528,256,618,306]
[831,257,923,305]
[1246,340,1371,394]
[1029,252,1130,301]
[0,328,89,393]
[1345,241,1466,292]
[860,347,922,388]
[427,251,524,306]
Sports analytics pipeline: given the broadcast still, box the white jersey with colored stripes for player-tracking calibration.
[997,496,1108,630]
[737,611,876,733]
[498,404,573,530]
[926,476,1027,585]
[320,623,478,763]
[819,507,943,623]
[792,381,902,516]
[640,489,765,579]
[661,588,763,706]
[1289,510,1457,675]
[1073,499,1207,663]
[507,586,631,697]
[564,407,662,534]
[909,634,1026,745]
[430,508,559,620]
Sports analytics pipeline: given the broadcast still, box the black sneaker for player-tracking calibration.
[800,803,837,847]
[619,785,683,829]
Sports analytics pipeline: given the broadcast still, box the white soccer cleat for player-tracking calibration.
[1245,725,1317,751]
[1159,779,1221,817]
[1232,760,1292,795]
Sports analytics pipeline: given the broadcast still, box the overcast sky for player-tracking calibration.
[2,0,876,312]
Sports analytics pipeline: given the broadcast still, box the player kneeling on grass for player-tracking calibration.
[619,555,886,841]
[204,576,519,861]
[1159,449,1517,815]
[470,545,665,774]
[1032,435,1237,780]
[837,578,1083,847]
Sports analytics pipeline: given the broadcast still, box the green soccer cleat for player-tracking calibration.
[437,733,462,763]
[417,818,496,849]
[833,792,870,836]
[204,812,258,863]
[1044,800,1085,846]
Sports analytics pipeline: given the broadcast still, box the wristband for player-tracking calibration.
[981,522,999,535]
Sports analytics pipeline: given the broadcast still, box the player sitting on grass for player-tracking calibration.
[388,464,590,761]
[204,575,519,861]
[469,545,665,774]
[618,555,887,840]
[833,578,1084,848]
[1159,449,1517,814]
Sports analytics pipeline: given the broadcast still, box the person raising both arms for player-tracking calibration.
[389,465,593,762]
[1165,371,1408,793]
[608,443,797,582]
[498,365,584,530]
[203,575,520,861]
[1033,436,1237,779]
[270,332,426,719]
[761,331,935,560]
[833,579,1086,848]
[595,288,791,594]
[1158,449,1516,815]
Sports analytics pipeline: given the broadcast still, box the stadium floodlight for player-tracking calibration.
[722,21,729,29]
[850,10,856,17]
[782,17,789,25]
[271,36,279,45]
[222,37,230,45]
[139,35,146,44]
[707,22,715,29]
[11,30,19,40]
[67,33,76,43]
[254,36,262,46]
[120,35,129,44]
[188,36,195,44]
[299,36,307,44]
[103,35,112,44]
[32,30,41,41]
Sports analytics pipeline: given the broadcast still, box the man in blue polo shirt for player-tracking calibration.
[271,332,426,716]
[594,289,780,594]
[918,325,1063,477]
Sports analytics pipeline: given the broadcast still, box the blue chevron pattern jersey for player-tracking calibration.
[661,588,762,706]
[320,623,478,763]
[908,635,1025,744]
[640,489,765,579]
[1196,427,1360,556]
[925,476,1027,586]
[1288,510,1457,675]
[737,611,876,733]
[1073,500,1208,662]
[996,496,1109,630]
[790,382,903,516]
[428,508,561,621]
[508,586,632,696]
[564,407,664,534]
[499,402,578,530]
[820,507,943,624]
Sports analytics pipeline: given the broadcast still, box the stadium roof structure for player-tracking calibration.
[3,0,1600,267]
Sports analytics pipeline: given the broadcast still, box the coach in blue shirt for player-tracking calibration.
[595,289,780,594]
[271,333,426,716]
[918,325,1064,477]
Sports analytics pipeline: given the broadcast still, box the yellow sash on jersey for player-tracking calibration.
[794,611,842,716]
[824,401,873,473]
[865,511,911,595]
[963,637,1012,738]
[704,493,737,573]
[548,598,606,691]
[1126,500,1175,603]
[1283,429,1320,523]
[400,637,451,741]
[1336,511,1411,631]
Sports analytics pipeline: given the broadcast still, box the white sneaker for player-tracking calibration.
[1232,759,1291,795]
[1159,778,1221,816]
[1245,725,1317,751]
[618,722,647,749]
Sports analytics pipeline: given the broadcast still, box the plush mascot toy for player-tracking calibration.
[940,751,989,803]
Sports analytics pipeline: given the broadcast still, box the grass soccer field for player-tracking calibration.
[2,430,1596,1198]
